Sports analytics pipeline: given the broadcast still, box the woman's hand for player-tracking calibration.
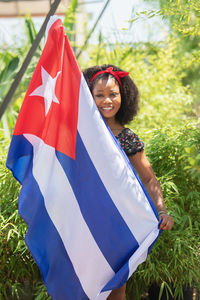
[159,213,174,230]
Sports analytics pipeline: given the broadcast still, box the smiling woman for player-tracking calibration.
[83,64,174,300]
[92,76,122,127]
[84,65,139,126]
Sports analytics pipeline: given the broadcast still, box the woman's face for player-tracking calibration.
[92,76,121,122]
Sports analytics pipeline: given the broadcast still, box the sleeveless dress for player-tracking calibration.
[115,128,144,156]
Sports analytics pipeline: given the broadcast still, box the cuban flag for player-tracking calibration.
[6,16,160,300]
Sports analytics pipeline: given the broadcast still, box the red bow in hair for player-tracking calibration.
[90,67,129,87]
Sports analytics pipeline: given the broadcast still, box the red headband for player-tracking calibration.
[90,67,129,87]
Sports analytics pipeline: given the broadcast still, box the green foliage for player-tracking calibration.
[0,51,20,139]
[0,53,19,103]
[127,123,200,299]
[82,38,196,137]
[158,0,200,37]
[142,0,200,117]
[63,0,78,41]
[140,0,200,37]
[25,17,38,45]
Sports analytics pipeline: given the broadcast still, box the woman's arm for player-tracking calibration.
[129,150,174,230]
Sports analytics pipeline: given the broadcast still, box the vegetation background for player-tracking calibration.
[0,0,199,299]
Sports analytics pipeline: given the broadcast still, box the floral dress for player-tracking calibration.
[115,128,144,156]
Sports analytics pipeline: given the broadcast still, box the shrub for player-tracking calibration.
[127,122,200,299]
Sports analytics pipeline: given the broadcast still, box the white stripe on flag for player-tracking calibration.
[128,227,159,279]
[24,134,114,300]
[78,75,158,244]
[45,15,59,42]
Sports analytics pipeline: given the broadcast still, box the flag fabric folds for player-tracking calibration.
[6,16,160,300]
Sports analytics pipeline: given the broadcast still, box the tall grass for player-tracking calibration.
[127,123,200,299]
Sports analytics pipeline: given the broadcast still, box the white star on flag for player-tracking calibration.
[29,66,61,115]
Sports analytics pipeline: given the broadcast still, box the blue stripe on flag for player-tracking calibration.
[6,135,33,184]
[102,261,129,292]
[7,135,90,300]
[56,132,139,273]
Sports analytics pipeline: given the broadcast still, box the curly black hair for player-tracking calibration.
[83,64,139,125]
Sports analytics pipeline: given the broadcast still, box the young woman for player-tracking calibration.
[83,65,174,300]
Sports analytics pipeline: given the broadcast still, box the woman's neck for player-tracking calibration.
[104,117,124,135]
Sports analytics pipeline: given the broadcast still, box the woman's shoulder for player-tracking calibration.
[115,128,145,156]
[116,128,142,141]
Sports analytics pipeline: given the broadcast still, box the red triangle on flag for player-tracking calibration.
[14,19,81,160]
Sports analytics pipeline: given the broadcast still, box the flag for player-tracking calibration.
[6,16,160,300]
